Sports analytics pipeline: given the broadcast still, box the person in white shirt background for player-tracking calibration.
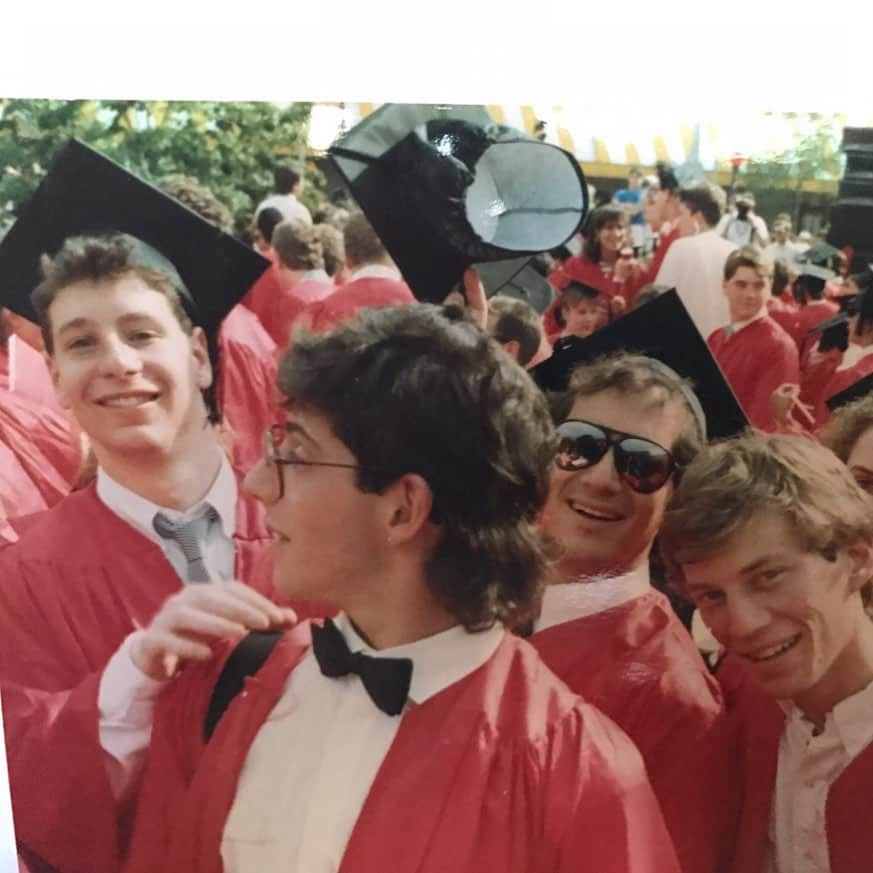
[255,164,313,226]
[765,219,802,268]
[655,181,737,339]
[662,434,873,873]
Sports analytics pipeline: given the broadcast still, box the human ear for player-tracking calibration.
[190,327,213,390]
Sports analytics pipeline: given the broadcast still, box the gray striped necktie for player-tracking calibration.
[152,506,220,582]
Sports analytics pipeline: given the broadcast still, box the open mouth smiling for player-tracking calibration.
[97,391,160,408]
[567,500,625,523]
[742,634,802,663]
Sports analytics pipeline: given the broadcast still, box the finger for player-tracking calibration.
[139,629,215,663]
[156,605,249,639]
[176,584,283,629]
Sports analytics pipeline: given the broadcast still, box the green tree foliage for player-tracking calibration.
[0,99,322,236]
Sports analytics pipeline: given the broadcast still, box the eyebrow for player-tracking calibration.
[283,421,318,446]
[738,555,787,575]
[56,311,161,336]
[850,465,873,477]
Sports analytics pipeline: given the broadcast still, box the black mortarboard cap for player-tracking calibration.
[328,103,588,303]
[801,242,842,265]
[0,139,269,336]
[826,371,873,411]
[530,289,749,439]
[474,257,555,313]
[796,262,837,282]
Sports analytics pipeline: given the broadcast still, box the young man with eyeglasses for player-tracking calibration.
[532,352,736,873]
[108,305,680,873]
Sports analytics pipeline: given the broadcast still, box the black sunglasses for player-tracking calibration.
[554,419,677,494]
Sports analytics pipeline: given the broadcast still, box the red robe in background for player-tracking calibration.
[122,623,681,873]
[0,481,283,873]
[0,337,62,413]
[722,664,873,873]
[548,254,647,307]
[531,590,736,873]
[639,224,681,286]
[791,299,839,361]
[812,351,873,428]
[767,296,799,338]
[708,316,800,432]
[799,345,843,428]
[240,261,282,340]
[274,277,335,348]
[218,305,280,474]
[302,276,416,335]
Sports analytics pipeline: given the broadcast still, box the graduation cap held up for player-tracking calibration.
[531,289,749,439]
[328,104,588,303]
[0,139,270,338]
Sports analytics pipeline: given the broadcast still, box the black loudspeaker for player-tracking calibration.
[829,128,873,271]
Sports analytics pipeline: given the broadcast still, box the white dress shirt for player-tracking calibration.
[96,455,238,796]
[765,678,873,873]
[95,454,238,583]
[98,613,503,872]
[255,193,312,225]
[535,565,651,632]
[655,230,737,340]
[347,263,402,283]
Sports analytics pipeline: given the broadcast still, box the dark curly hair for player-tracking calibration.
[278,303,557,630]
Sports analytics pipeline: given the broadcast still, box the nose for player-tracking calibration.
[98,335,143,377]
[577,448,623,494]
[243,458,276,505]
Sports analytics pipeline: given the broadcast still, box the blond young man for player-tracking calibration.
[661,434,873,873]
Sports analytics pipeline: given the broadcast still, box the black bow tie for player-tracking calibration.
[311,618,413,716]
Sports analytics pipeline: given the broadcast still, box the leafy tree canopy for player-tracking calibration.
[0,99,321,236]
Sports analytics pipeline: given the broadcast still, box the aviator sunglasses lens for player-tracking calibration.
[614,438,674,493]
[555,422,610,471]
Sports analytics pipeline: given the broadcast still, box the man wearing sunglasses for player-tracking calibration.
[532,352,735,873]
[107,304,679,873]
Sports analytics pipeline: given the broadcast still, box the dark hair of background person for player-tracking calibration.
[273,165,301,195]
[582,205,627,262]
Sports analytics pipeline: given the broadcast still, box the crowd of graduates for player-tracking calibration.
[0,111,873,873]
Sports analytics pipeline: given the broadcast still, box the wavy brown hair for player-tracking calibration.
[279,303,557,630]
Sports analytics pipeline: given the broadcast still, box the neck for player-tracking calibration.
[732,307,767,325]
[794,609,873,729]
[342,562,458,650]
[96,425,225,511]
[546,550,650,585]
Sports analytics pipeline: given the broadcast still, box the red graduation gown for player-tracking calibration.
[707,317,800,432]
[811,352,873,428]
[0,389,81,508]
[0,338,62,413]
[548,254,646,305]
[217,305,280,474]
[721,662,873,873]
[531,590,736,873]
[0,482,275,873]
[766,296,799,338]
[239,259,281,335]
[274,277,335,348]
[122,623,681,873]
[301,276,416,335]
[791,299,839,361]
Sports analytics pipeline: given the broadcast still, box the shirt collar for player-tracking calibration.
[535,564,651,632]
[96,452,238,545]
[348,264,401,283]
[780,677,873,759]
[333,612,504,705]
[730,312,767,335]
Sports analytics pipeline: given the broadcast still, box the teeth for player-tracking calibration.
[748,636,800,662]
[101,394,157,408]
[569,501,622,521]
